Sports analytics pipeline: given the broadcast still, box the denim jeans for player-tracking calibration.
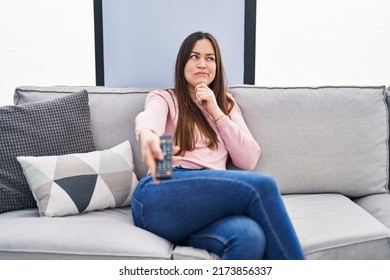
[131,167,305,260]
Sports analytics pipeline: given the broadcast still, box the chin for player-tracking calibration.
[196,78,211,85]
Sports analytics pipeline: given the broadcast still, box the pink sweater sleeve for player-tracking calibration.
[135,90,171,139]
[216,100,261,170]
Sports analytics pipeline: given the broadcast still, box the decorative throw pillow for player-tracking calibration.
[17,141,138,217]
[0,91,95,213]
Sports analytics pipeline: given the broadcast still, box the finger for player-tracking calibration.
[196,93,206,103]
[141,140,151,163]
[196,91,213,101]
[196,86,209,94]
[151,140,164,160]
[141,138,162,184]
[150,140,163,184]
[141,146,159,183]
[145,154,160,184]
[195,83,203,91]
[195,83,208,92]
[197,92,213,101]
[196,88,214,100]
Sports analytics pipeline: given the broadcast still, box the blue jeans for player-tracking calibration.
[131,168,304,260]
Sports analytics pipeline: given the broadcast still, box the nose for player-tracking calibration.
[197,58,206,69]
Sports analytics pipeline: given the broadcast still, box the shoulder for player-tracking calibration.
[147,88,176,102]
[226,91,236,106]
[146,89,177,111]
[148,88,175,97]
[226,91,236,103]
[226,91,243,114]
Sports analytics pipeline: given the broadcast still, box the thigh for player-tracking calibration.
[131,169,278,243]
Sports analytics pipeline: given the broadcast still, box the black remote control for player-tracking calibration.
[156,135,173,179]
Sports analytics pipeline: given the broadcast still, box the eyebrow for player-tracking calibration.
[191,51,215,56]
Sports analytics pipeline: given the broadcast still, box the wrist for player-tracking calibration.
[214,114,226,122]
[212,109,224,120]
[139,128,156,140]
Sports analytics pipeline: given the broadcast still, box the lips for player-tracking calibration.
[195,71,208,76]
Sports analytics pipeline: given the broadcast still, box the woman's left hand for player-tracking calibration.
[195,83,224,120]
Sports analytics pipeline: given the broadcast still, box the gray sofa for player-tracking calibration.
[1,85,390,260]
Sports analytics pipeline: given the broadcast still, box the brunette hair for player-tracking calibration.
[174,31,234,155]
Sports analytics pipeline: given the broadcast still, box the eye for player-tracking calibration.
[207,56,215,61]
[189,54,198,59]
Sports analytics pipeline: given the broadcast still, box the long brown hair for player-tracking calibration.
[174,31,234,155]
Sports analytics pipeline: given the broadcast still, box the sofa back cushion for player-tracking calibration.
[15,85,389,197]
[230,86,388,197]
[15,86,151,180]
[385,87,390,190]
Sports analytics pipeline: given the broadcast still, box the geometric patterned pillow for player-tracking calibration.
[17,141,138,217]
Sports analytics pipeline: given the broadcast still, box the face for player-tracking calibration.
[184,38,216,93]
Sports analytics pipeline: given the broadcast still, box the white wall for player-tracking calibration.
[1,0,389,107]
[0,0,95,105]
[256,0,390,87]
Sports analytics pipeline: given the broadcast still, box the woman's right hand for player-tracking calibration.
[139,129,181,184]
[139,129,163,183]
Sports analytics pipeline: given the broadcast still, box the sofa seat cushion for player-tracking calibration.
[283,194,390,259]
[354,193,390,229]
[0,207,217,260]
[0,207,174,259]
[172,245,219,260]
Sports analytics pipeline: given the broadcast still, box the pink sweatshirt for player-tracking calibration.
[135,89,261,170]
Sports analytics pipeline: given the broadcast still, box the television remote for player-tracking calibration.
[156,135,173,179]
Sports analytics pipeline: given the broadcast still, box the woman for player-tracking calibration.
[133,31,304,260]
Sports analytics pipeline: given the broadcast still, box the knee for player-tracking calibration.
[252,173,279,194]
[229,216,266,259]
[184,215,267,260]
[259,173,277,187]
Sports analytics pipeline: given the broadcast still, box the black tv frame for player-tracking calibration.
[93,0,256,86]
